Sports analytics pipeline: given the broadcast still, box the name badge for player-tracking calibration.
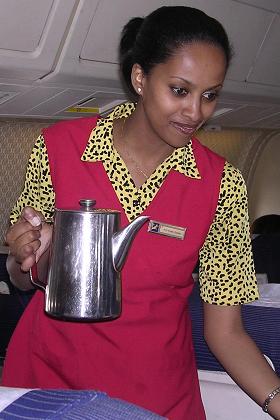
[148,220,186,240]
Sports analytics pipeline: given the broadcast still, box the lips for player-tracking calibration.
[170,121,198,136]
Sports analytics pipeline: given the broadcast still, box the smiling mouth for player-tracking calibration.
[170,122,198,136]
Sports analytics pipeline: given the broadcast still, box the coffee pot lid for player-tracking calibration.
[55,199,120,214]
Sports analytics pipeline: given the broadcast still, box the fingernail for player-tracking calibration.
[30,216,41,227]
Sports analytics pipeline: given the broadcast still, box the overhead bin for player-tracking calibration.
[0,0,79,81]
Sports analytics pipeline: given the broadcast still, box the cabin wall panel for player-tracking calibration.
[197,128,279,222]
[248,133,280,221]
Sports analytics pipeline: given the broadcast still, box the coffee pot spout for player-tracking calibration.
[112,216,149,272]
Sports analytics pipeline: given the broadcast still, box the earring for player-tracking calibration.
[137,87,142,93]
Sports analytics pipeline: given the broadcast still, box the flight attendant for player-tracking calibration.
[3,6,280,419]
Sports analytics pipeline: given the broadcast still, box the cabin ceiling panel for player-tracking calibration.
[190,0,274,83]
[246,14,280,86]
[232,0,280,13]
[0,83,31,103]
[77,91,126,109]
[214,97,280,120]
[21,89,98,117]
[246,112,280,129]
[0,86,65,115]
[211,103,280,128]
[0,83,128,119]
[222,78,280,103]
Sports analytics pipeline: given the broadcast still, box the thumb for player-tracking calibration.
[20,207,43,227]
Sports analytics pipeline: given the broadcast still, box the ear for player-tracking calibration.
[131,63,145,96]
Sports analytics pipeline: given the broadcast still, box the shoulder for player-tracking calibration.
[192,137,224,162]
[42,116,100,152]
[192,137,244,185]
[222,161,247,195]
[191,137,226,185]
[191,137,225,174]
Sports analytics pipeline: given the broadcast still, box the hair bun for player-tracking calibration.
[119,17,144,57]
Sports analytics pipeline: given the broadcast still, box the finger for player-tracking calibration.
[6,220,41,248]
[14,243,33,262]
[9,228,41,252]
[11,235,41,264]
[21,254,36,272]
[20,240,41,259]
[20,237,48,271]
[20,207,43,227]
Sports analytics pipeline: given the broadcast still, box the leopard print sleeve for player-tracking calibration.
[198,161,259,305]
[10,134,55,224]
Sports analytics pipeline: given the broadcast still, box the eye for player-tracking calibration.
[171,87,188,96]
[202,91,219,102]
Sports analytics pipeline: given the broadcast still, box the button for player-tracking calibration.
[133,199,140,206]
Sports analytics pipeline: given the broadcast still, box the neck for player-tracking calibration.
[119,106,174,163]
[113,112,174,187]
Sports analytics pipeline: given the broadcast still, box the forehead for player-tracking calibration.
[153,42,227,86]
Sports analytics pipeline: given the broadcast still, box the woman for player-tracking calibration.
[3,6,280,420]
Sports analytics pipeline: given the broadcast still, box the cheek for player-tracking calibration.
[202,102,218,119]
[147,94,173,119]
[147,83,173,109]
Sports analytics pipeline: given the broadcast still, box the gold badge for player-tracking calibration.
[148,220,186,240]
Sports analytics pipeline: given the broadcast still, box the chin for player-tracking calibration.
[172,136,193,148]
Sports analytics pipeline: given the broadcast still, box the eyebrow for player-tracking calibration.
[170,77,223,90]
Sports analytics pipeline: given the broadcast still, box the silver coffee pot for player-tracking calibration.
[30,199,149,321]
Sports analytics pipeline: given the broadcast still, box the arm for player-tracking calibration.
[198,163,279,416]
[204,302,280,419]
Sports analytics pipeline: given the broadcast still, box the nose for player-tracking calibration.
[182,95,202,124]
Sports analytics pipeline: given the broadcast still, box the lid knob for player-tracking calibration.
[79,199,96,210]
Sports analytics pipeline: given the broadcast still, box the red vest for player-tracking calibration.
[3,117,225,420]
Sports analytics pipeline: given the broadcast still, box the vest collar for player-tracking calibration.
[81,102,201,179]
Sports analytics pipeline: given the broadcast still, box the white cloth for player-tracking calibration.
[0,281,9,294]
[0,386,32,411]
[248,283,280,308]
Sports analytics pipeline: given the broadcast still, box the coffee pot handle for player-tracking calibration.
[30,263,47,291]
